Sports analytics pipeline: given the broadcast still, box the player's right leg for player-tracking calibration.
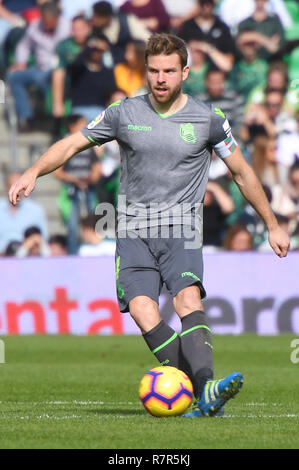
[116,235,181,368]
[129,296,181,367]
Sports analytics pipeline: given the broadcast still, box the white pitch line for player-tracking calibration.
[0,401,283,407]
[0,401,140,406]
[222,414,299,419]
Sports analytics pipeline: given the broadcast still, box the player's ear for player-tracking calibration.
[182,65,190,81]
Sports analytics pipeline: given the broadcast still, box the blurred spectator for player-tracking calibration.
[251,135,288,186]
[1,1,43,75]
[270,160,299,226]
[257,213,299,251]
[203,180,234,248]
[16,226,51,257]
[48,234,68,256]
[68,32,117,122]
[247,62,299,116]
[198,69,244,138]
[237,0,285,61]
[229,31,268,102]
[161,0,198,26]
[113,40,146,96]
[237,183,272,248]
[58,0,102,19]
[3,240,21,256]
[0,0,30,47]
[0,171,48,254]
[6,1,71,130]
[218,0,292,36]
[277,110,299,168]
[179,0,235,73]
[78,214,116,256]
[214,168,246,227]
[52,14,91,119]
[182,39,209,96]
[241,89,297,142]
[54,114,102,254]
[222,223,254,251]
[91,1,150,64]
[120,0,170,33]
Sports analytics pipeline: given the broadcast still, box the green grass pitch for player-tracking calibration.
[0,334,298,449]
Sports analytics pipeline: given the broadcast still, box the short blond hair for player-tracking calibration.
[145,33,188,68]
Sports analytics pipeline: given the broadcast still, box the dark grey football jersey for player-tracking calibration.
[81,94,237,229]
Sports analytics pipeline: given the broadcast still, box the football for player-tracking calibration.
[139,366,193,417]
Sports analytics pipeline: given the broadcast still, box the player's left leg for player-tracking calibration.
[174,286,244,417]
[158,232,243,417]
[173,285,214,401]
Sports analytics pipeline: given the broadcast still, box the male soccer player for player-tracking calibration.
[9,33,289,418]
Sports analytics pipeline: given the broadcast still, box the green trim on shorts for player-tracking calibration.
[152,332,178,354]
[116,256,125,299]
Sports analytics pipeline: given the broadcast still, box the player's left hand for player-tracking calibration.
[268,226,290,258]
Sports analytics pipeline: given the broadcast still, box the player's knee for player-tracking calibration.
[173,285,203,317]
[129,296,161,333]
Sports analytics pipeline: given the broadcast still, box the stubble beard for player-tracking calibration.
[148,80,183,107]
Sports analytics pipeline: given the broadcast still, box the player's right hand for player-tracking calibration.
[8,171,37,205]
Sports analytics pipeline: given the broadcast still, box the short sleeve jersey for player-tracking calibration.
[81,94,237,228]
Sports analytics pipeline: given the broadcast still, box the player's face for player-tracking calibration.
[146,53,189,105]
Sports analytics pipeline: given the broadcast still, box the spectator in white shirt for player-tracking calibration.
[6,1,71,130]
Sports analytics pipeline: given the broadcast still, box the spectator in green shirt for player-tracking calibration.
[238,0,285,61]
[52,15,91,118]
[228,31,268,103]
[246,62,299,115]
[182,39,209,96]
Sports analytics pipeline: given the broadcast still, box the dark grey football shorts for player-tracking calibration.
[115,227,206,313]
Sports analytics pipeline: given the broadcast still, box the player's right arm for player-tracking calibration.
[9,99,123,205]
[9,132,92,205]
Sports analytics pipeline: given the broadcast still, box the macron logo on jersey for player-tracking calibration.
[128,124,152,132]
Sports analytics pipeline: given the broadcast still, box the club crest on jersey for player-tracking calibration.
[87,111,105,129]
[180,123,197,143]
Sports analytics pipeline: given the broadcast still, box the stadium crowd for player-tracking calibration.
[0,0,299,256]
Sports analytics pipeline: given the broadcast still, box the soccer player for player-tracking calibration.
[8,33,290,417]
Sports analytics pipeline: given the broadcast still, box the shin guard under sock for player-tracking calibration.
[143,320,180,368]
[180,310,214,399]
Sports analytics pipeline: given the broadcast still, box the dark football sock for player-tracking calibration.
[143,320,180,367]
[180,310,214,399]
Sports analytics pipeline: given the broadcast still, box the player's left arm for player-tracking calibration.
[223,146,290,257]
